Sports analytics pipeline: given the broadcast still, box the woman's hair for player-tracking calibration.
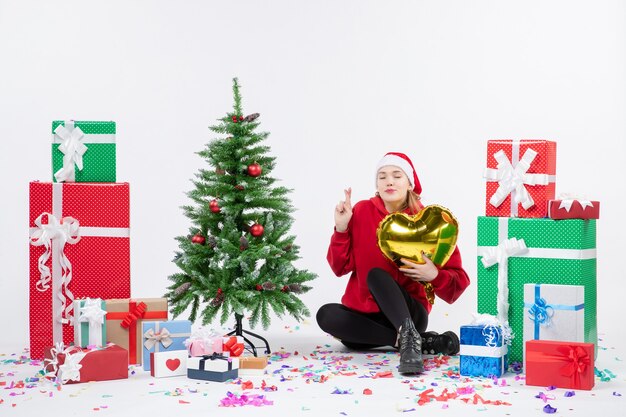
[402,190,423,214]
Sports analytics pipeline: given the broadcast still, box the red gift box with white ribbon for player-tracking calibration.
[548,196,600,220]
[484,140,557,218]
[43,343,128,384]
[525,339,594,390]
[29,182,131,359]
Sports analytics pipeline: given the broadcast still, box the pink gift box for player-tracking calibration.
[187,336,223,357]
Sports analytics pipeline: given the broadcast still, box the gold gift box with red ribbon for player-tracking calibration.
[105,298,168,365]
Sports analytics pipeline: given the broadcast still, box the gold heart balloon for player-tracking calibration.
[376,205,459,304]
[377,205,459,267]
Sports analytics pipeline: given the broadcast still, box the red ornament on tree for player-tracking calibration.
[210,288,224,307]
[250,223,264,237]
[209,199,221,213]
[255,284,263,291]
[281,285,289,292]
[247,162,262,177]
[235,185,245,191]
[191,233,205,245]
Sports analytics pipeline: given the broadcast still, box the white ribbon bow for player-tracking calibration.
[557,193,594,212]
[29,212,81,324]
[58,351,84,384]
[480,237,528,327]
[470,313,513,347]
[54,122,88,183]
[484,148,550,210]
[143,328,173,350]
[43,343,86,384]
[43,342,66,379]
[77,298,107,325]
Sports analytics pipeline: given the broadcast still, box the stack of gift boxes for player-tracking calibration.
[30,120,267,384]
[459,139,599,391]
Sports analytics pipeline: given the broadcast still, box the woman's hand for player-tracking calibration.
[334,188,353,232]
[399,253,439,282]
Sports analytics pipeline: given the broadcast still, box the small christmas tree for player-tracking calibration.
[166,78,316,330]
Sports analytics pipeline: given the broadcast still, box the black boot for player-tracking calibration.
[420,330,460,355]
[397,318,424,374]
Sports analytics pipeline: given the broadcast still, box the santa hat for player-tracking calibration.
[375,152,422,194]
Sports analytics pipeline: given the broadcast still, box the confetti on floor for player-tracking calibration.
[1,327,625,415]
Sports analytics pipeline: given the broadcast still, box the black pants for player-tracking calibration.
[316,268,428,349]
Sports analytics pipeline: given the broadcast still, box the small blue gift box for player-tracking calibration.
[459,324,508,378]
[187,354,239,382]
[141,320,192,371]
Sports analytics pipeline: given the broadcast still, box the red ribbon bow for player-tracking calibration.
[223,336,245,357]
[120,302,147,329]
[557,345,590,384]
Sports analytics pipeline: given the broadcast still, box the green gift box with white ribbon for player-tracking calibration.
[52,120,116,183]
[476,216,596,363]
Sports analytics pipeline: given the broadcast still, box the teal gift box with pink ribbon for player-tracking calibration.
[523,283,585,361]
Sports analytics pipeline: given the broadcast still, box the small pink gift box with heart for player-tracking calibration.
[150,350,187,378]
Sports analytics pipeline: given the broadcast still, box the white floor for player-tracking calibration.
[1,322,624,416]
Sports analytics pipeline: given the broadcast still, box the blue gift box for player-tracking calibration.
[459,324,508,377]
[141,320,192,371]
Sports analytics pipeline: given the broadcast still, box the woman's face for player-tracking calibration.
[376,165,412,208]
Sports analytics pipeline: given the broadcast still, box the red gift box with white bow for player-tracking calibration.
[525,339,594,390]
[43,343,128,384]
[29,182,131,359]
[484,140,557,218]
[548,198,600,220]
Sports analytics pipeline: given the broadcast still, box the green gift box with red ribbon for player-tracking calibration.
[525,340,594,390]
[105,298,168,365]
[477,216,597,364]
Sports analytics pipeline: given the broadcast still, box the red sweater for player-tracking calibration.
[327,196,470,314]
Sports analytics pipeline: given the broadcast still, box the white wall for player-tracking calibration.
[1,0,624,350]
